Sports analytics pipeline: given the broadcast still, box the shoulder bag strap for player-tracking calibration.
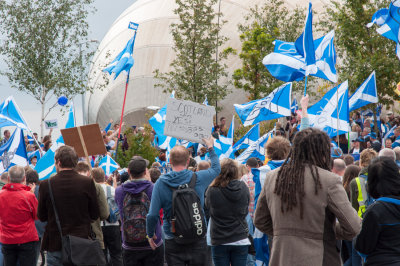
[189,172,197,189]
[48,178,64,239]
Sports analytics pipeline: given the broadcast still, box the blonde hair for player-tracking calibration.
[360,148,378,168]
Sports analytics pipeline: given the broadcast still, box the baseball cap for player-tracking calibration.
[352,137,364,143]
[128,156,149,176]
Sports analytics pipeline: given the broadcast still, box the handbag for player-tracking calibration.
[48,178,106,266]
[218,187,256,256]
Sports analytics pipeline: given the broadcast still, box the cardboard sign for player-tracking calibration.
[44,119,58,129]
[164,98,215,143]
[61,124,107,158]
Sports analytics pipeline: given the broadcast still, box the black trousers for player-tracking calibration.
[122,244,164,266]
[102,225,123,266]
[165,238,207,266]
[2,241,37,266]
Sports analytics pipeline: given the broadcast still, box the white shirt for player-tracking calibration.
[100,184,119,226]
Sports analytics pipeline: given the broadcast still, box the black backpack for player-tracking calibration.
[169,173,206,244]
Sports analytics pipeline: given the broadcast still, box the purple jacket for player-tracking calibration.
[115,179,163,250]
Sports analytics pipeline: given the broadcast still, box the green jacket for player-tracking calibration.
[91,182,109,249]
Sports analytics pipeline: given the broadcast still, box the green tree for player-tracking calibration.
[232,0,305,100]
[322,0,400,106]
[116,126,159,168]
[0,0,104,137]
[154,0,229,105]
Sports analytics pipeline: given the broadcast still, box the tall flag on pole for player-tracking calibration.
[99,155,119,176]
[234,83,292,126]
[348,71,378,112]
[0,128,28,174]
[103,22,139,79]
[294,2,317,76]
[308,81,350,137]
[232,124,260,151]
[374,1,400,60]
[263,31,337,83]
[214,117,234,159]
[35,103,75,180]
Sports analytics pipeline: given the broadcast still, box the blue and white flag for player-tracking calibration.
[99,155,119,176]
[214,117,235,159]
[384,125,397,142]
[0,128,28,174]
[264,31,337,83]
[308,81,350,137]
[291,99,299,114]
[234,83,292,127]
[27,135,35,145]
[348,71,378,112]
[236,130,273,164]
[0,96,29,130]
[203,96,209,106]
[295,2,317,75]
[149,92,175,136]
[232,124,260,151]
[36,104,75,180]
[28,149,41,162]
[367,8,389,28]
[375,1,400,59]
[103,22,139,79]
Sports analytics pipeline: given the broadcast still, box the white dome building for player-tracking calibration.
[86,0,329,127]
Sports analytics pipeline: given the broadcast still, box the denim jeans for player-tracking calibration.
[2,241,37,266]
[165,237,207,266]
[123,244,164,266]
[47,251,63,266]
[211,245,248,266]
[102,226,123,266]
[0,242,3,266]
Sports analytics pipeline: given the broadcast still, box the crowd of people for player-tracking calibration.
[0,95,399,266]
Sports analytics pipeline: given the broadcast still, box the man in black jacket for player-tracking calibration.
[37,146,100,266]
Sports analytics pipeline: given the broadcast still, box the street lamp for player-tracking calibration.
[79,39,99,125]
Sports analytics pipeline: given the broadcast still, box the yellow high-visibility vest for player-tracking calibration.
[355,177,368,218]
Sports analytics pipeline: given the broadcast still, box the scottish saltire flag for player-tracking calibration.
[264,31,337,83]
[103,22,139,79]
[236,131,273,164]
[0,128,28,174]
[36,104,75,180]
[385,125,397,142]
[295,2,317,75]
[375,1,400,59]
[232,124,260,151]
[361,109,374,118]
[367,8,388,28]
[214,117,235,159]
[291,99,299,114]
[234,83,292,126]
[149,92,175,136]
[27,135,35,144]
[308,81,350,137]
[28,149,41,162]
[203,97,208,105]
[99,155,119,176]
[348,71,378,112]
[0,96,29,130]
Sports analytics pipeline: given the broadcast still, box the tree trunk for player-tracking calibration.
[40,85,46,139]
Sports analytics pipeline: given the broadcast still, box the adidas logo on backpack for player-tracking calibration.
[169,173,206,244]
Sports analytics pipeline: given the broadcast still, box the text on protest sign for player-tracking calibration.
[164,98,215,143]
[44,119,58,129]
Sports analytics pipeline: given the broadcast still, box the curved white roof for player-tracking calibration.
[86,0,329,126]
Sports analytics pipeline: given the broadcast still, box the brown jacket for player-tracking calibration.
[38,170,100,252]
[254,166,361,266]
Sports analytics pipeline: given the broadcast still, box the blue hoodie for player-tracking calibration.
[146,148,221,239]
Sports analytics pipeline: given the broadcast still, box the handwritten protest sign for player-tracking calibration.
[44,119,58,129]
[164,98,215,143]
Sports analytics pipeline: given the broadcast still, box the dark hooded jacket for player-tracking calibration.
[206,179,250,245]
[115,179,163,250]
[355,196,400,266]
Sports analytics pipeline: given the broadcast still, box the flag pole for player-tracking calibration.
[304,76,308,96]
[336,82,340,148]
[114,72,130,161]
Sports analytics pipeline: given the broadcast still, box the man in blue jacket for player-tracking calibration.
[146,136,220,265]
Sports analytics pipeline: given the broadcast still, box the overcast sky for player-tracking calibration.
[0,0,134,138]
